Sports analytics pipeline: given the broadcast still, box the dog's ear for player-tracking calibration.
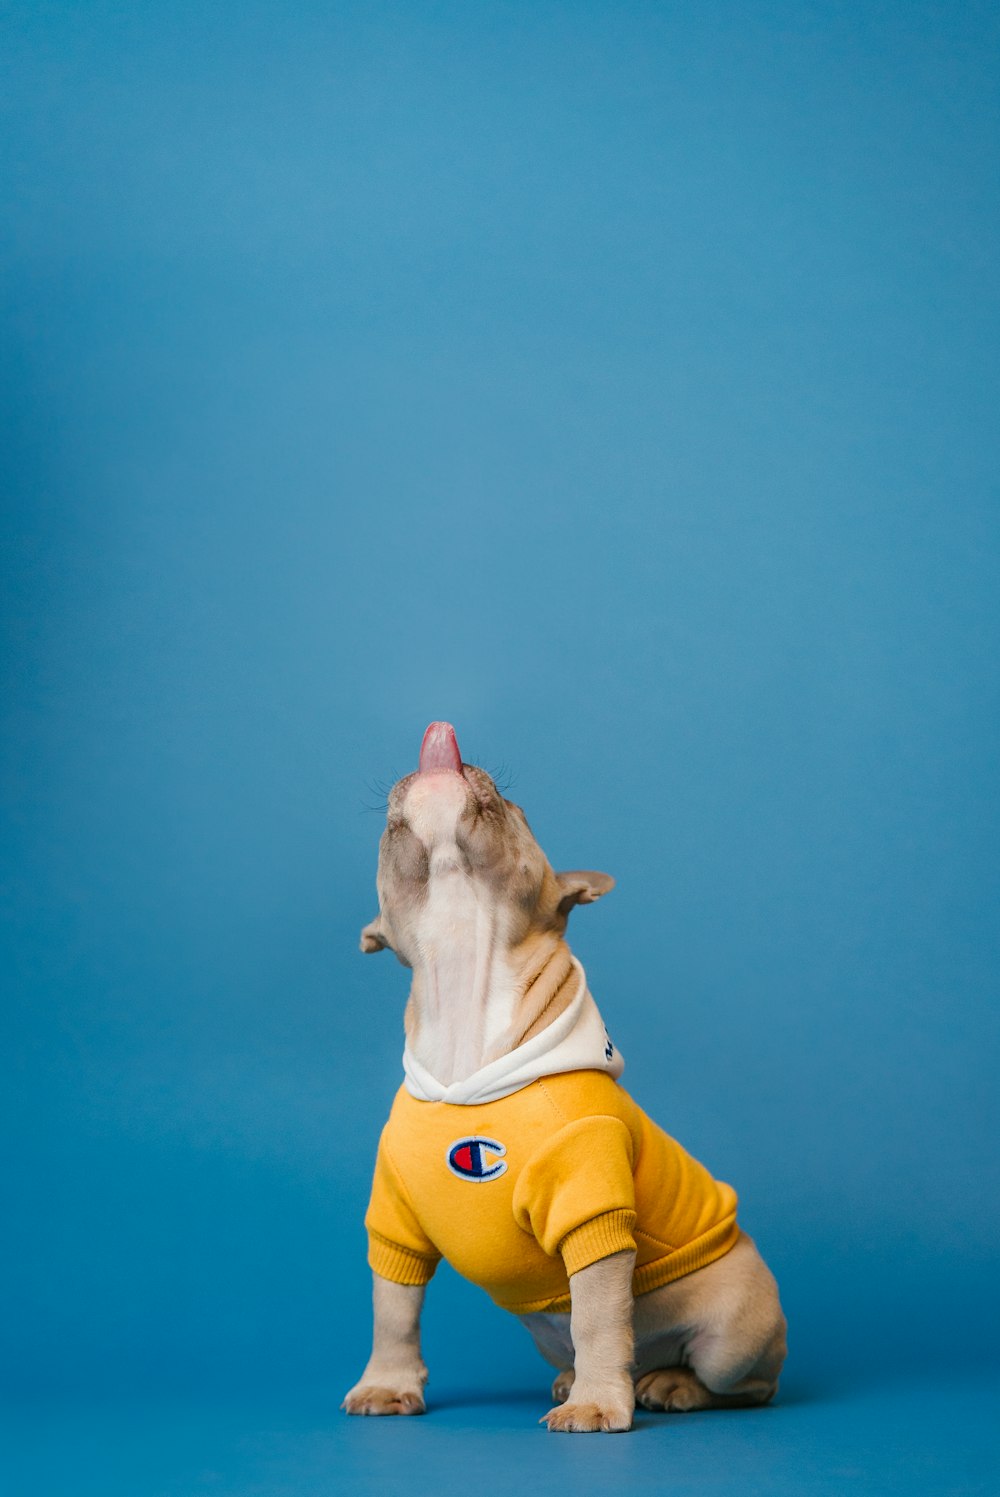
[554,870,615,916]
[360,916,388,953]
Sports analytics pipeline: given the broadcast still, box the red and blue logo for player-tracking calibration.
[446,1135,507,1182]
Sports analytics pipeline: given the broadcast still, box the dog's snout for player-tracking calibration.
[396,723,505,839]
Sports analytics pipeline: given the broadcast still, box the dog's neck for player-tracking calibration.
[401,879,578,1086]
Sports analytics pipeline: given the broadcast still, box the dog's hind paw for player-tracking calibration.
[341,1384,426,1416]
[551,1368,575,1404]
[635,1367,713,1412]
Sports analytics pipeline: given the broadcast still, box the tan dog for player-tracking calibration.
[343,722,786,1433]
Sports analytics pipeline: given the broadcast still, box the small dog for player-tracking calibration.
[343,723,786,1432]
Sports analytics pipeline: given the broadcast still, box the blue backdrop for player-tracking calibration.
[2,3,997,1492]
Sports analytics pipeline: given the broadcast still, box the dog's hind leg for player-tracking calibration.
[634,1344,782,1413]
[632,1232,787,1413]
[635,1308,786,1411]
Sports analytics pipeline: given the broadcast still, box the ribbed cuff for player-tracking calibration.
[559,1208,638,1277]
[632,1214,739,1296]
[367,1231,440,1286]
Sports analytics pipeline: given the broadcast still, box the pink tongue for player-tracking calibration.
[418,721,463,774]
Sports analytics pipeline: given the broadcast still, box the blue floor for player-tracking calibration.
[5,1370,997,1496]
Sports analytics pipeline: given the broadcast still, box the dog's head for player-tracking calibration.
[361,722,613,967]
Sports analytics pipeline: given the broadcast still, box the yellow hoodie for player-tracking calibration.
[365,1069,739,1314]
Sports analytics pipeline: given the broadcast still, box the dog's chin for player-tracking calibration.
[402,771,473,847]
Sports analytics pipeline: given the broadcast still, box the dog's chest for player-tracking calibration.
[387,1087,561,1295]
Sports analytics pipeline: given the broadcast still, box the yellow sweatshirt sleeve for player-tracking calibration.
[365,1130,442,1287]
[512,1115,638,1277]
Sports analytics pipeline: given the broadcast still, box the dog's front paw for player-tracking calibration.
[341,1382,426,1417]
[541,1390,633,1433]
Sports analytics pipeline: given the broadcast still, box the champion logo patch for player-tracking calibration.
[446,1135,507,1182]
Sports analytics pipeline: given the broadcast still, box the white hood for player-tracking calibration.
[402,958,624,1105]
